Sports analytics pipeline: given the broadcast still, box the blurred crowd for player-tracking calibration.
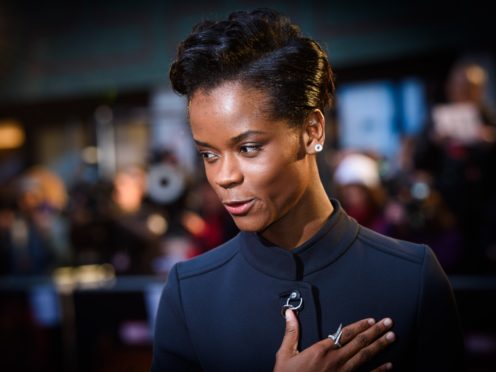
[1,59,495,278]
[0,157,238,278]
[329,59,496,275]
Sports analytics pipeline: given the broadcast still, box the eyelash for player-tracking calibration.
[198,144,263,163]
[240,144,262,154]
[199,151,218,163]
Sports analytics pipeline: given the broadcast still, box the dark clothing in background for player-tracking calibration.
[152,200,465,371]
[414,107,496,273]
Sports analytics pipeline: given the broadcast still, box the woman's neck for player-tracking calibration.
[260,180,333,250]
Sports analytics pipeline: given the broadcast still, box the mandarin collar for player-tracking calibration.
[239,199,359,281]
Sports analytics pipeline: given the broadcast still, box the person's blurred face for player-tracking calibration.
[189,82,310,232]
[446,64,487,104]
[113,167,145,213]
[339,184,374,226]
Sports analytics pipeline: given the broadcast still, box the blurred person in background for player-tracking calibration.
[383,170,464,273]
[331,152,389,234]
[413,58,496,273]
[146,149,213,276]
[106,164,164,275]
[153,176,239,276]
[68,162,176,276]
[67,148,236,277]
[0,166,69,275]
[152,8,465,372]
[181,179,238,255]
[68,175,115,268]
[330,152,463,272]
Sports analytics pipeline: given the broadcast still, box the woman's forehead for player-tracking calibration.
[188,85,297,145]
[189,84,270,125]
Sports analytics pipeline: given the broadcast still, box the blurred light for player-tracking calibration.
[147,163,186,204]
[466,65,487,85]
[52,264,115,292]
[466,332,496,355]
[181,211,206,236]
[94,105,113,124]
[400,78,427,136]
[411,181,430,200]
[0,120,25,149]
[145,283,164,337]
[75,264,115,288]
[147,213,168,235]
[53,266,74,282]
[29,285,61,327]
[114,167,146,213]
[82,146,100,164]
[119,320,151,345]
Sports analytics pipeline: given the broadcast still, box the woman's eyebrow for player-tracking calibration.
[193,138,216,150]
[193,139,215,148]
[194,130,267,149]
[230,130,267,145]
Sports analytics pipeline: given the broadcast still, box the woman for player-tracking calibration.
[152,8,465,371]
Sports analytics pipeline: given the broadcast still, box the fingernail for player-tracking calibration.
[386,332,395,342]
[285,309,292,320]
[385,362,393,370]
[383,318,392,327]
[368,318,375,325]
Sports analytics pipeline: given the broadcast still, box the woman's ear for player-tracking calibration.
[303,109,326,154]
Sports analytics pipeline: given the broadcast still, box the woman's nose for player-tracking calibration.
[214,154,243,189]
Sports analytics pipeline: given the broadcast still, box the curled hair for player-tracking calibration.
[169,8,335,125]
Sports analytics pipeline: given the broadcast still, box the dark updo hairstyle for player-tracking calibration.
[169,8,335,126]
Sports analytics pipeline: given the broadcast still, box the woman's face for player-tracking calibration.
[189,82,311,232]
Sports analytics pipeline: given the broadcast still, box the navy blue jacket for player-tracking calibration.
[152,200,465,371]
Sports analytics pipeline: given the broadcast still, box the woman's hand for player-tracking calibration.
[274,309,395,372]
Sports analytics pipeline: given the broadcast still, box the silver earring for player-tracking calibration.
[315,144,323,152]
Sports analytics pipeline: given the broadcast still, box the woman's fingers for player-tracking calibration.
[340,318,395,371]
[337,318,377,345]
[309,317,390,355]
[274,315,394,372]
[339,318,393,356]
[276,309,300,360]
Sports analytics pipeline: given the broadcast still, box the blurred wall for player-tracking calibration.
[0,0,493,103]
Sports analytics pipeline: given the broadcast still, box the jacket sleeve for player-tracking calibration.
[151,264,201,372]
[415,246,467,371]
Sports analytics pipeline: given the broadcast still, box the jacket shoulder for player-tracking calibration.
[357,225,427,265]
[175,234,241,279]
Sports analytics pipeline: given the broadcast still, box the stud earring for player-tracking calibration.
[315,143,323,152]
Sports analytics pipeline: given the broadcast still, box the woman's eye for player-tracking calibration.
[240,144,262,154]
[199,151,218,162]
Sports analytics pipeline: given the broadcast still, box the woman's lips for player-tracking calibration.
[223,199,255,216]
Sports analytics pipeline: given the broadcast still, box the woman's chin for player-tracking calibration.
[231,215,267,233]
